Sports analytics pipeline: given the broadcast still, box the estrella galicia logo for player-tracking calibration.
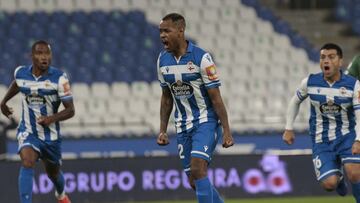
[319,100,341,116]
[171,80,194,99]
[26,94,46,108]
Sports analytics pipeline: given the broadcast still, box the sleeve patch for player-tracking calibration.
[205,65,218,81]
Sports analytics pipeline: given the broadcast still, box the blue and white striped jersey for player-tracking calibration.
[296,72,360,143]
[157,41,220,133]
[14,65,73,141]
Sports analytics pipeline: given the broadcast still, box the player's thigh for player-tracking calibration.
[191,121,220,163]
[18,132,40,167]
[344,163,360,183]
[312,144,341,182]
[41,140,62,167]
[177,132,193,175]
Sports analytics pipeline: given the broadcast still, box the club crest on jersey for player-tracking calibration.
[171,80,194,99]
[187,61,195,72]
[339,87,347,96]
[205,65,218,81]
[320,99,341,116]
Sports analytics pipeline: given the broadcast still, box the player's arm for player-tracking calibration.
[157,87,173,146]
[37,100,75,126]
[156,54,172,146]
[347,55,360,80]
[37,73,75,126]
[283,77,308,145]
[207,88,234,148]
[0,80,20,118]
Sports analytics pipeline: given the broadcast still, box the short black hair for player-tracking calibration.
[320,43,343,58]
[32,40,51,52]
[162,13,186,29]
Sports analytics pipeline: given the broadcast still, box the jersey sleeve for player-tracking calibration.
[295,77,309,101]
[157,54,167,88]
[58,73,73,101]
[14,66,23,86]
[200,52,221,89]
[353,80,360,111]
[347,55,360,80]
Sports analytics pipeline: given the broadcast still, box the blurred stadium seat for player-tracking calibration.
[0,0,319,139]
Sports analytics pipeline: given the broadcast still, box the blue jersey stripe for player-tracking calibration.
[28,108,38,136]
[40,105,51,140]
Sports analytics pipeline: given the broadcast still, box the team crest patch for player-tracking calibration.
[187,61,195,72]
[205,65,218,81]
[339,87,347,96]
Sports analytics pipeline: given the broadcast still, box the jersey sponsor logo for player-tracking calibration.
[205,65,218,81]
[204,145,208,152]
[26,94,46,107]
[319,100,341,116]
[171,80,194,99]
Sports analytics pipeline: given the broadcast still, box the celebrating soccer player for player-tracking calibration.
[283,43,360,202]
[0,40,74,203]
[156,13,234,203]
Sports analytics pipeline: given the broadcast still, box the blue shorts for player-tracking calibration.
[312,133,360,181]
[17,131,62,165]
[176,121,222,175]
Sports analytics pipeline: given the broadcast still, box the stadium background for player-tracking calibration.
[0,0,359,202]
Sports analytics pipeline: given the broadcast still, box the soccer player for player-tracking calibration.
[346,55,360,80]
[156,13,234,203]
[0,40,74,203]
[283,43,360,202]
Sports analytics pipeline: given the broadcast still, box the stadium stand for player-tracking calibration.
[0,0,320,139]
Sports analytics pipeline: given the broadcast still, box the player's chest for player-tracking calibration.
[18,79,58,96]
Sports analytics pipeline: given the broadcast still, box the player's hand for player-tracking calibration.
[283,129,295,145]
[222,130,234,148]
[157,132,169,146]
[352,141,360,154]
[0,102,14,119]
[37,116,53,126]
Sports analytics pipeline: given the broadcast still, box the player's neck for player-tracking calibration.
[32,66,48,77]
[173,40,188,59]
[324,72,341,84]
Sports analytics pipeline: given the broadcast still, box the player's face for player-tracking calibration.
[320,49,342,79]
[32,44,52,71]
[159,19,183,52]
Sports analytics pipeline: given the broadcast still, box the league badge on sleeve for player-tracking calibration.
[205,65,218,81]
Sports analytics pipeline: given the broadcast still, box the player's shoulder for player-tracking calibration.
[342,72,357,84]
[14,65,30,77]
[49,66,65,76]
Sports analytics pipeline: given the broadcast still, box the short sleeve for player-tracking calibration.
[200,53,220,89]
[14,66,23,86]
[296,77,308,101]
[157,54,167,88]
[58,73,73,101]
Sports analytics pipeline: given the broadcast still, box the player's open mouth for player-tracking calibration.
[162,41,169,48]
[324,66,330,71]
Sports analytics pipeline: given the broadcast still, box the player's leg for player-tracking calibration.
[19,147,39,203]
[191,121,223,203]
[339,134,360,202]
[177,131,195,189]
[191,157,213,203]
[41,140,71,203]
[312,143,343,192]
[344,163,360,202]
